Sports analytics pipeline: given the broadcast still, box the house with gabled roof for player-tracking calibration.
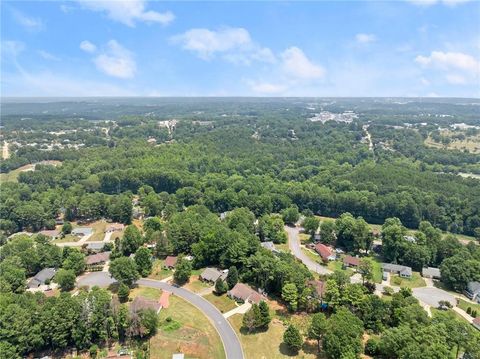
[227,283,264,304]
[315,243,336,262]
[28,268,57,289]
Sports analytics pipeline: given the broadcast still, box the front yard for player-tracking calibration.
[148,260,173,281]
[389,272,426,288]
[204,293,237,313]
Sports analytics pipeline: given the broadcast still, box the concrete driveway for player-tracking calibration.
[412,287,456,307]
[77,272,117,288]
[285,225,332,275]
[137,278,244,359]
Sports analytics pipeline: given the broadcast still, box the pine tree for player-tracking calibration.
[242,306,257,333]
[215,278,228,295]
[308,312,327,352]
[258,301,271,329]
[283,324,303,353]
[226,266,238,289]
[118,283,130,303]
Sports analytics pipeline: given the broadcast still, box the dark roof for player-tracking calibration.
[164,256,178,268]
[129,296,161,314]
[343,255,360,266]
[86,251,110,265]
[228,283,263,304]
[467,281,480,293]
[422,267,441,277]
[315,243,333,260]
[28,268,56,287]
[382,263,412,275]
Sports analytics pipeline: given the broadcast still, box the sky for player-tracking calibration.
[1,0,479,97]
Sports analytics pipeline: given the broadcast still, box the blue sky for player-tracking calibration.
[1,0,479,97]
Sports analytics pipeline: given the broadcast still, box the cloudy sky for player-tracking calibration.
[1,0,479,97]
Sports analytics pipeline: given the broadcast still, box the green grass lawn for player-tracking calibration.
[301,247,322,263]
[204,293,237,313]
[327,260,354,276]
[184,276,212,293]
[130,286,162,300]
[275,243,290,252]
[390,272,426,288]
[52,234,80,243]
[457,298,480,314]
[148,260,173,281]
[371,259,383,284]
[0,164,35,183]
[228,314,319,359]
[151,295,225,359]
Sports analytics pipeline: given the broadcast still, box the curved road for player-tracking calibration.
[137,278,244,359]
[285,225,332,275]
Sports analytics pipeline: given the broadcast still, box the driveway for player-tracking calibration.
[285,225,332,275]
[77,272,117,288]
[412,287,456,307]
[137,278,244,359]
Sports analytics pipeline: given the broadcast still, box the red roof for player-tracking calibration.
[164,256,178,268]
[315,243,333,261]
[343,255,360,267]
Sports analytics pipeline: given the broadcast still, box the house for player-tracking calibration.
[86,242,105,253]
[382,263,412,278]
[164,256,178,269]
[105,223,124,233]
[200,268,227,283]
[28,268,56,289]
[260,241,279,253]
[129,296,161,314]
[343,255,360,268]
[315,243,336,262]
[308,280,326,300]
[39,229,60,240]
[86,252,110,270]
[72,227,93,237]
[422,267,441,279]
[464,281,480,303]
[227,283,264,304]
[473,317,480,331]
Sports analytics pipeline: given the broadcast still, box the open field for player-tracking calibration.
[148,260,173,281]
[425,131,480,154]
[0,164,35,182]
[152,295,225,359]
[390,272,426,288]
[204,293,237,313]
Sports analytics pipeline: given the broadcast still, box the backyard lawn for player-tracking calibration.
[390,272,426,288]
[148,260,173,281]
[228,312,319,359]
[204,293,237,313]
[151,295,225,359]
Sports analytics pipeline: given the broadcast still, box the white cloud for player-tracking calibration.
[415,51,480,75]
[93,40,136,79]
[420,77,430,86]
[445,74,467,84]
[12,9,43,31]
[80,40,97,53]
[407,0,472,6]
[281,47,325,80]
[247,80,287,94]
[77,0,174,27]
[171,27,275,64]
[1,41,25,58]
[38,50,60,61]
[355,33,377,44]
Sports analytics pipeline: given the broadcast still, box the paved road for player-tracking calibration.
[285,225,332,275]
[137,278,244,359]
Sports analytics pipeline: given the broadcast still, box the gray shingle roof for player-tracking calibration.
[28,268,56,288]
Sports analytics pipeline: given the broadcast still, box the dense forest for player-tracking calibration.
[1,98,479,358]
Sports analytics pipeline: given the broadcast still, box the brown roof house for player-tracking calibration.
[86,252,111,270]
[39,229,61,240]
[164,256,178,269]
[315,243,336,262]
[227,283,264,304]
[129,296,162,314]
[343,255,361,268]
[106,223,125,233]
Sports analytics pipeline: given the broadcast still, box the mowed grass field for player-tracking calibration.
[152,295,226,359]
[203,293,237,314]
[390,272,426,288]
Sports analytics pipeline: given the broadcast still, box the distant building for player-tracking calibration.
[28,268,56,289]
[382,263,412,278]
[403,235,417,243]
[200,268,227,283]
[464,282,480,303]
[227,283,264,304]
[105,223,124,233]
[72,227,93,237]
[39,229,61,240]
[343,255,361,268]
[172,354,185,359]
[421,267,441,279]
[164,256,178,269]
[315,243,336,262]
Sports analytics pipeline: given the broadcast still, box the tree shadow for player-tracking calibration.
[279,342,299,356]
[302,340,319,356]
